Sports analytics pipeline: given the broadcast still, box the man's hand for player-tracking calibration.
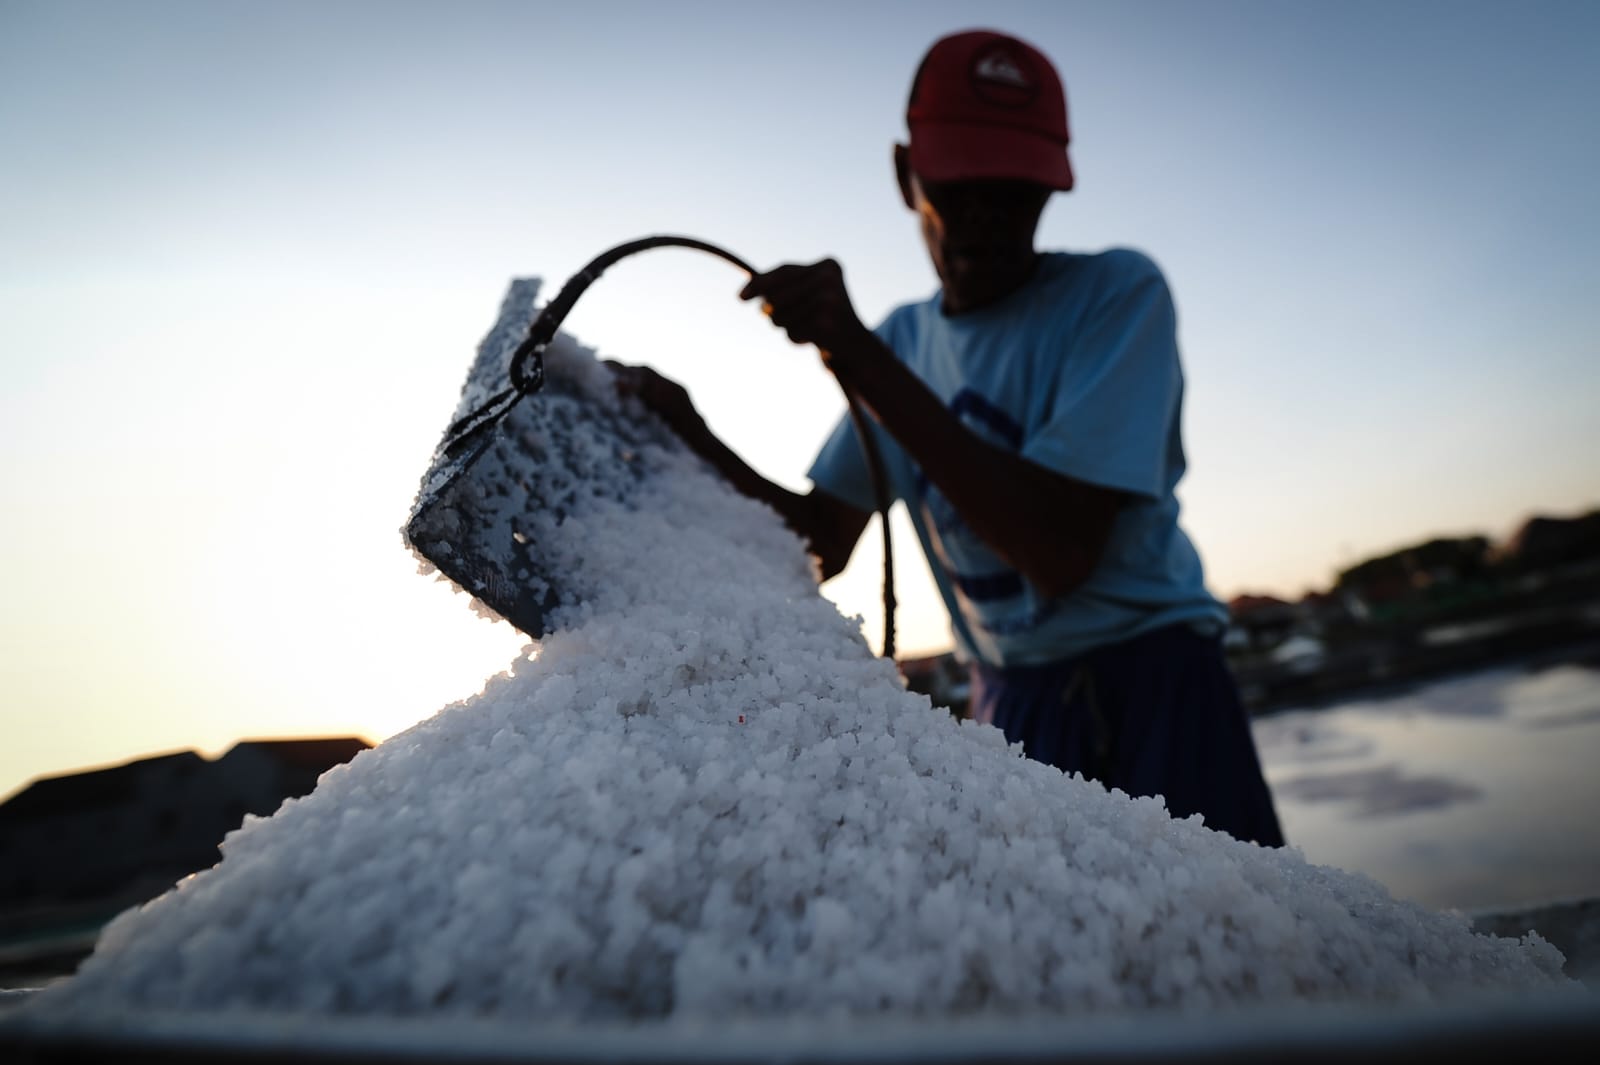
[605,359,870,576]
[740,259,875,365]
[606,360,705,442]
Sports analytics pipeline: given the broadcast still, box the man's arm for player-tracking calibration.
[608,362,871,580]
[741,261,1125,601]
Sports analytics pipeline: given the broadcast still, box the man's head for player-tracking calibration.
[895,30,1072,313]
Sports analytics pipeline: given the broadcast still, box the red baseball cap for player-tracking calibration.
[906,30,1074,191]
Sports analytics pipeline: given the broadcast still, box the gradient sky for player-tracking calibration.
[2,0,1597,799]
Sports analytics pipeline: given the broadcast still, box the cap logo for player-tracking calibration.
[970,45,1037,107]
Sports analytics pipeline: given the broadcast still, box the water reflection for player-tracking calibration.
[1251,716,1374,765]
[1274,765,1481,818]
[1253,658,1600,911]
[1400,672,1519,719]
[1522,706,1600,731]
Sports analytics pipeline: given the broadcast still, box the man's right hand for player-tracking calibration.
[739,259,876,369]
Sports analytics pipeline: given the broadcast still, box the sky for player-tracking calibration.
[2,0,1597,799]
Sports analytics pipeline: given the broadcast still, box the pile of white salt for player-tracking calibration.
[26,281,1576,1023]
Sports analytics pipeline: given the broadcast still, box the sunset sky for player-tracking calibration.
[2,0,1596,798]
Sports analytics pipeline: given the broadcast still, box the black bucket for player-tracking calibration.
[403,279,682,639]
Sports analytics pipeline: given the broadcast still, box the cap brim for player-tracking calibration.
[909,121,1074,191]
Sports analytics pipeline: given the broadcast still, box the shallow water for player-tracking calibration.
[1253,660,1600,913]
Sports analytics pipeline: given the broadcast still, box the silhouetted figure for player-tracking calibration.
[617,30,1283,846]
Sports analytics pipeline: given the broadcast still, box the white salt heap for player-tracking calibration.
[30,287,1579,1023]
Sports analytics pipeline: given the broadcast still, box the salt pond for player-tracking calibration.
[1255,659,1600,913]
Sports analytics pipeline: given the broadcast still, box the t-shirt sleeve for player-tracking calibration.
[1021,254,1182,501]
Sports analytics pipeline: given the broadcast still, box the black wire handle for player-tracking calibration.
[847,393,897,660]
[440,235,896,659]
[440,237,755,455]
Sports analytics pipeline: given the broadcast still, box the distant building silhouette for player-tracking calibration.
[1226,594,1300,652]
[0,738,369,911]
[1501,511,1600,572]
[1333,536,1492,612]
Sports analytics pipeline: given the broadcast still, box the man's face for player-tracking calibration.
[905,166,1052,315]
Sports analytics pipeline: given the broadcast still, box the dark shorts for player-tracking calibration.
[969,623,1285,847]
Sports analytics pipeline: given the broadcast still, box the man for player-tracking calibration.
[619,29,1283,846]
